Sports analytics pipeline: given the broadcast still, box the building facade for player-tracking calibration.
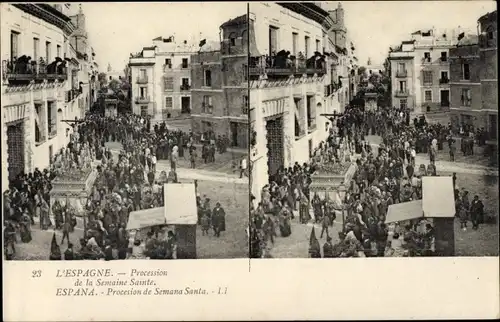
[191,15,249,149]
[1,3,96,191]
[129,37,196,121]
[389,28,462,114]
[249,2,352,201]
[449,10,497,144]
[478,10,497,144]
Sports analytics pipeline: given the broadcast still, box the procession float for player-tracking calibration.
[49,144,98,233]
[309,157,357,228]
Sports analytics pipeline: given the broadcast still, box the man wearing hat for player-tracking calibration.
[212,202,226,238]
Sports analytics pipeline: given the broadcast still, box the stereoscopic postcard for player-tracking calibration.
[2,1,498,321]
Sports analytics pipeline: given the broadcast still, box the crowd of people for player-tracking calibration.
[4,111,231,260]
[250,104,489,259]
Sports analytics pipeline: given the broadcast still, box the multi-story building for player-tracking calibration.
[249,2,338,201]
[129,37,197,120]
[190,15,249,149]
[478,10,497,144]
[1,3,92,190]
[449,10,497,144]
[389,28,463,114]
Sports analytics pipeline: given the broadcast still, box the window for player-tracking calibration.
[423,52,431,62]
[315,39,320,52]
[398,63,406,73]
[181,78,189,90]
[441,71,448,79]
[33,38,39,61]
[242,95,249,114]
[460,88,471,106]
[182,58,188,68]
[165,59,172,67]
[292,32,298,55]
[45,41,51,63]
[440,51,447,62]
[462,63,470,80]
[268,26,279,55]
[202,95,213,114]
[140,87,147,98]
[204,69,212,87]
[229,33,237,46]
[400,99,407,109]
[399,81,407,92]
[306,96,316,130]
[165,97,173,108]
[424,90,432,102]
[56,45,61,58]
[11,31,19,60]
[164,77,174,90]
[242,64,248,81]
[305,36,310,57]
[423,70,433,84]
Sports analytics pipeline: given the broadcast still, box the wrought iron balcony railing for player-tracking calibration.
[249,54,326,77]
[439,78,449,84]
[135,96,150,103]
[395,90,409,97]
[136,76,148,84]
[180,84,191,91]
[2,59,68,83]
[395,70,407,78]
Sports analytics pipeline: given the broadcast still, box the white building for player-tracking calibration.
[249,2,353,202]
[389,28,463,115]
[129,37,197,121]
[1,3,96,191]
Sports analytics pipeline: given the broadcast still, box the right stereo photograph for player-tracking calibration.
[248,2,499,259]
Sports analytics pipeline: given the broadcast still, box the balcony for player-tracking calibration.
[440,56,448,63]
[249,54,326,77]
[65,89,81,103]
[2,59,67,84]
[135,96,150,103]
[324,82,341,97]
[395,70,407,78]
[439,78,449,84]
[201,103,214,114]
[136,76,148,84]
[180,84,191,91]
[242,105,249,115]
[395,90,409,97]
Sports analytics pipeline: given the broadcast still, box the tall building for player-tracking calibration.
[1,3,96,190]
[129,37,197,120]
[190,15,249,149]
[449,10,497,144]
[249,2,353,201]
[389,28,463,114]
[478,10,497,144]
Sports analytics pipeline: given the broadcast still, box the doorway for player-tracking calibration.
[7,121,25,182]
[440,90,450,108]
[230,122,239,147]
[181,96,191,114]
[265,116,284,180]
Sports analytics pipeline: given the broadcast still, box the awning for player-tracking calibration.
[422,176,455,218]
[385,200,423,223]
[126,207,166,231]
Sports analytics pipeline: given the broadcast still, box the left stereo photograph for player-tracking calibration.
[1,2,250,260]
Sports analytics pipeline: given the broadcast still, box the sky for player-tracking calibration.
[342,0,497,66]
[81,2,247,71]
[80,1,497,71]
